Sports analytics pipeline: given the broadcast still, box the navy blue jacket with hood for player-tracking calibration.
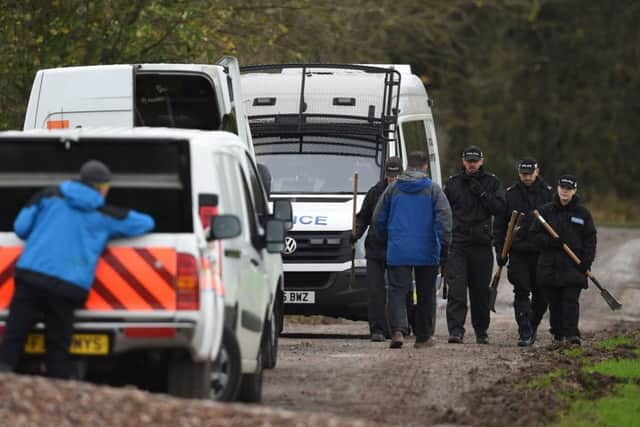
[373,170,452,266]
[14,180,155,294]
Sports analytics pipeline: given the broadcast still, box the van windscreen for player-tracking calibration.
[135,74,220,130]
[255,135,382,194]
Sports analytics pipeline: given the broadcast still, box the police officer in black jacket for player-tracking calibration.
[353,157,402,341]
[444,146,506,344]
[529,175,596,346]
[494,158,553,346]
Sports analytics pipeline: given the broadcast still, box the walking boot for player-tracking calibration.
[517,335,534,347]
[414,337,434,349]
[389,331,404,349]
[448,334,463,344]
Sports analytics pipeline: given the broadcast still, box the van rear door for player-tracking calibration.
[24,65,134,130]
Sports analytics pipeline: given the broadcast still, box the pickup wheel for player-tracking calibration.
[167,352,211,399]
[211,326,242,402]
[237,334,264,403]
[263,294,283,369]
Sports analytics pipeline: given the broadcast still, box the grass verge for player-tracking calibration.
[537,331,640,426]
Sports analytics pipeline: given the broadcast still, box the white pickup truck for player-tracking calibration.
[0,127,289,403]
[20,58,289,402]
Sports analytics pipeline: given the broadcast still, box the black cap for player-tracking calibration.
[518,157,538,174]
[462,146,483,161]
[558,174,578,190]
[80,160,112,185]
[385,156,403,177]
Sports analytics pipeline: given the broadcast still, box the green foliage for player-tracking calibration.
[585,359,640,380]
[0,1,638,208]
[522,368,564,389]
[549,384,640,427]
[594,336,631,350]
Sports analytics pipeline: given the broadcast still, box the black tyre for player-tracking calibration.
[237,334,264,403]
[211,326,242,402]
[263,294,283,369]
[167,351,211,398]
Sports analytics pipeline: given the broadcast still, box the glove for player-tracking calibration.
[469,178,486,198]
[576,263,590,274]
[440,245,449,267]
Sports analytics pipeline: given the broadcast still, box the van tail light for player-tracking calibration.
[176,253,199,310]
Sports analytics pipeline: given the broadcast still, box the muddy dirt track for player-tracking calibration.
[262,227,640,426]
[0,227,638,426]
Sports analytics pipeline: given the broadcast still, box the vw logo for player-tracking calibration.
[283,236,297,254]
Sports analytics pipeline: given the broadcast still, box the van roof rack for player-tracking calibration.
[241,64,401,167]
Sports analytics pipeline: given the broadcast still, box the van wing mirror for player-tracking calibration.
[273,199,292,223]
[265,219,286,253]
[257,163,272,195]
[208,214,242,241]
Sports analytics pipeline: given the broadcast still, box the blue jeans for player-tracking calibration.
[388,265,438,341]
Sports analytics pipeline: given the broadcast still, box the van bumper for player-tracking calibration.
[282,267,369,320]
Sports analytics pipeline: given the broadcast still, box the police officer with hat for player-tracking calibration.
[494,158,553,346]
[529,174,596,346]
[444,146,506,344]
[353,156,403,341]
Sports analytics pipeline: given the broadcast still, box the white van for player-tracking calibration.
[23,57,253,155]
[0,128,290,403]
[240,64,442,320]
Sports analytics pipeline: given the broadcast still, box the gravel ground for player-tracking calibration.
[1,227,638,426]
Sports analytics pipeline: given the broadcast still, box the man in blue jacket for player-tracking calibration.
[0,160,154,378]
[374,151,452,349]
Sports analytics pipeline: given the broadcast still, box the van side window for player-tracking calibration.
[135,74,220,130]
[245,155,268,220]
[239,166,261,247]
[401,120,432,178]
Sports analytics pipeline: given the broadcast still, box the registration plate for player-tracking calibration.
[284,291,315,304]
[24,333,109,355]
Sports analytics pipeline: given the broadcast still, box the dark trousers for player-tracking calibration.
[507,253,548,339]
[543,286,581,338]
[366,258,389,337]
[446,245,493,338]
[0,277,84,379]
[388,265,438,341]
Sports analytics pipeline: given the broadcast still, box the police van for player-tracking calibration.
[240,64,442,320]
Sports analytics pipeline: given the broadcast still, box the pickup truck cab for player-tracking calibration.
[240,64,442,320]
[0,127,288,403]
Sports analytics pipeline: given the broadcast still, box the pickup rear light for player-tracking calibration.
[176,253,199,310]
[124,327,176,338]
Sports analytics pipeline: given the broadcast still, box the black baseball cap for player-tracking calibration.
[80,160,112,185]
[518,158,538,174]
[558,174,578,190]
[385,156,403,177]
[462,146,483,161]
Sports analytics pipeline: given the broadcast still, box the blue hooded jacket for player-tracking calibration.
[14,180,155,291]
[373,170,452,266]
